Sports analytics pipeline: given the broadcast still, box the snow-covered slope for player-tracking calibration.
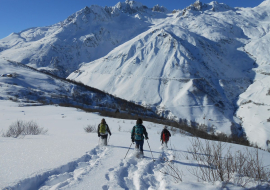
[0,58,155,117]
[234,0,270,149]
[67,1,256,134]
[68,23,252,134]
[1,101,270,189]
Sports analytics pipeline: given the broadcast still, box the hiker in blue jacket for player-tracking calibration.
[131,118,148,156]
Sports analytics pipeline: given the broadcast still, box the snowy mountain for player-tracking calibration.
[1,0,270,149]
[67,0,270,148]
[0,0,167,77]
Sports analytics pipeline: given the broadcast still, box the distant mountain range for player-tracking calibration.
[1,0,270,149]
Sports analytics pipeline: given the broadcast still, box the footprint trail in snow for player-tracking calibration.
[39,145,109,190]
[104,147,175,190]
[5,144,175,190]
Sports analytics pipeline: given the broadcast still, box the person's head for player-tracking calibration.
[164,126,167,129]
[101,118,106,124]
[136,118,143,125]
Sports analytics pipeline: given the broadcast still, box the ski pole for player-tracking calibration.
[146,139,155,162]
[124,142,133,159]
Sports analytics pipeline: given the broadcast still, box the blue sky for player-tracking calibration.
[0,0,265,39]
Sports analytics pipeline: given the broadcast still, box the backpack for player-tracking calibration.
[99,124,107,134]
[162,130,170,142]
[134,125,144,140]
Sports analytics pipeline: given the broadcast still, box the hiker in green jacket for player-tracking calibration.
[98,118,111,146]
[131,118,148,156]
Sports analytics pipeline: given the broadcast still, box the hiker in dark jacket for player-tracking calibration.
[98,118,111,146]
[160,126,171,148]
[131,118,148,156]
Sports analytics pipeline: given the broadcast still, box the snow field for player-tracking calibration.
[0,100,170,189]
[1,100,270,189]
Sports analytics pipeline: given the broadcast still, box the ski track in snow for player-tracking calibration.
[105,157,159,190]
[3,143,176,190]
[104,146,173,190]
[3,145,109,190]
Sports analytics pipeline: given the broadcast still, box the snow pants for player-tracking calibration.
[135,140,144,152]
[100,134,108,146]
[162,140,168,148]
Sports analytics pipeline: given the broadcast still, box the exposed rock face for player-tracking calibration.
[152,4,168,12]
[193,0,203,11]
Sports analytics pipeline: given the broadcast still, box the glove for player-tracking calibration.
[109,133,112,136]
[132,138,134,142]
[145,137,149,140]
[98,135,100,137]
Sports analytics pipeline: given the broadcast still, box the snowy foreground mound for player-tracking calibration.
[1,101,270,189]
[1,0,270,148]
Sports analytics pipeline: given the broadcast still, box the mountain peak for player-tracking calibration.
[114,0,146,14]
[182,1,233,16]
[193,0,203,11]
[124,0,143,7]
[111,1,169,14]
[152,4,168,12]
[208,1,233,11]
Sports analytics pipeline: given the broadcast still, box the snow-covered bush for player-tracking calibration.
[24,121,48,135]
[2,120,24,138]
[2,120,47,138]
[186,138,270,188]
[84,124,97,133]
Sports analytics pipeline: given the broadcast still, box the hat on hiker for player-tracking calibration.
[101,118,106,124]
[136,118,143,125]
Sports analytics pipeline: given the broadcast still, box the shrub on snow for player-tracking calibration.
[186,138,270,188]
[84,124,97,133]
[2,120,48,138]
